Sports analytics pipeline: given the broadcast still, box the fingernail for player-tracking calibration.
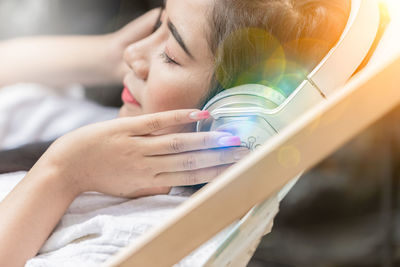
[234,148,250,160]
[189,110,210,120]
[218,136,241,147]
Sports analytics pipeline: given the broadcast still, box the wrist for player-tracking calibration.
[103,32,128,84]
[31,152,84,199]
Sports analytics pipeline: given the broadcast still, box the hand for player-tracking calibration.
[106,8,162,83]
[36,109,250,198]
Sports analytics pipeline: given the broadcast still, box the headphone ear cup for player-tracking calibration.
[210,116,276,151]
[197,84,285,150]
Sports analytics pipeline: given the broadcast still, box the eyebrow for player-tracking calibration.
[167,19,194,60]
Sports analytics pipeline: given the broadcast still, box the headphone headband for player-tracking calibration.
[307,0,380,96]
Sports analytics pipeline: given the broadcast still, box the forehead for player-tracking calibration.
[166,0,214,60]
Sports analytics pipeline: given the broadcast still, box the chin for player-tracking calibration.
[118,104,142,118]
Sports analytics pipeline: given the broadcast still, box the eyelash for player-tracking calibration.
[160,51,180,66]
[154,19,162,32]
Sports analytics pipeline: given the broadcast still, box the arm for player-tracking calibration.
[0,163,79,267]
[0,35,117,88]
[0,8,161,88]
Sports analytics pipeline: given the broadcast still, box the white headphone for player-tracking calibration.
[197,0,381,150]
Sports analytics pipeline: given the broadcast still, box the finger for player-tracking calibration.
[152,147,250,173]
[120,109,210,136]
[143,131,242,156]
[212,125,240,136]
[119,8,162,46]
[153,164,233,187]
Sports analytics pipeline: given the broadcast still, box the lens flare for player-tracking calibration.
[214,27,326,98]
[215,27,286,90]
[385,0,400,15]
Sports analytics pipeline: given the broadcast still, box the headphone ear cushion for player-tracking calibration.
[203,84,286,111]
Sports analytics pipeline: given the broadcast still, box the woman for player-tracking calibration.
[0,0,350,266]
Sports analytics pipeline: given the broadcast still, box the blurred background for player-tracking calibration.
[0,0,399,266]
[0,0,161,38]
[0,0,163,106]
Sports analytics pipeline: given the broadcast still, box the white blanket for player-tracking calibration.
[0,172,232,267]
[0,84,232,266]
[0,83,118,150]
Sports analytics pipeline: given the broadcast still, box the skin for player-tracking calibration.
[0,1,250,266]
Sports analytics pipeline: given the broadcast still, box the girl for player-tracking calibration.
[0,0,350,266]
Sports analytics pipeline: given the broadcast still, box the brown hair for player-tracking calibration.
[202,0,351,105]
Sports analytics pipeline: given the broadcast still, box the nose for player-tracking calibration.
[124,41,150,81]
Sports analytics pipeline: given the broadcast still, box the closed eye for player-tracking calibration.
[153,19,162,32]
[160,52,180,65]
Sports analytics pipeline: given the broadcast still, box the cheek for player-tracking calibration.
[144,68,209,112]
[147,86,178,111]
[146,83,198,112]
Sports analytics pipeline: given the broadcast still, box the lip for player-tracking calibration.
[121,86,141,106]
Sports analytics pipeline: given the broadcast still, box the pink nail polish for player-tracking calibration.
[218,136,241,147]
[189,110,210,120]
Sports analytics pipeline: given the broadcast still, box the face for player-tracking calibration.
[120,0,215,132]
